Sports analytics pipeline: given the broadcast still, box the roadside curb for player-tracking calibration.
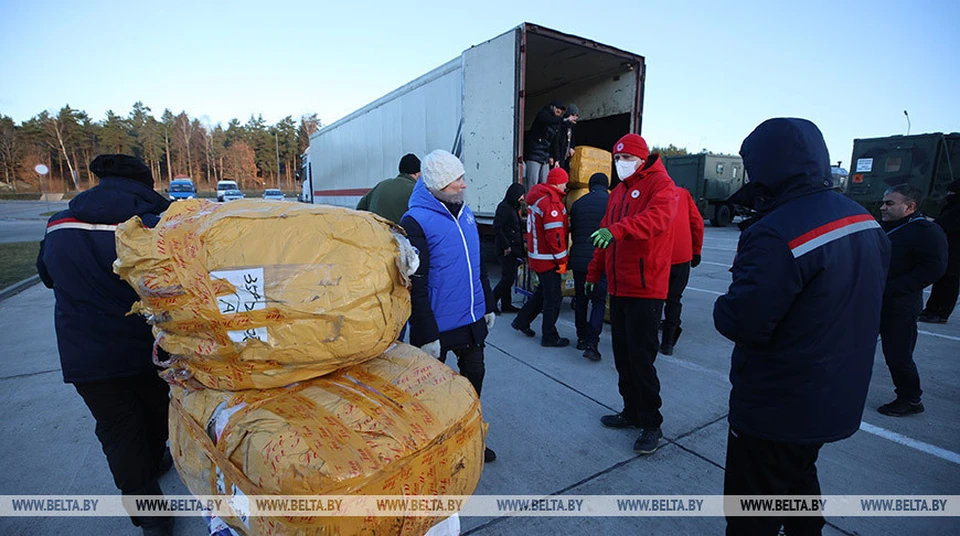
[0,275,41,302]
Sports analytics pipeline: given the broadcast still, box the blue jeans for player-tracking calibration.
[573,271,607,345]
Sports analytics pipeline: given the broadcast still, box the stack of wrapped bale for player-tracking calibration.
[563,146,613,298]
[114,199,485,535]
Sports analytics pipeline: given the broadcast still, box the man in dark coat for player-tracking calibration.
[877,183,948,417]
[714,118,890,536]
[401,150,498,463]
[523,100,569,191]
[551,103,579,171]
[919,180,960,323]
[569,172,609,361]
[36,154,174,536]
[492,182,526,313]
[356,153,421,224]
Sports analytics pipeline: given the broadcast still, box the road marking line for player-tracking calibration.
[685,286,725,296]
[859,422,960,465]
[700,261,730,267]
[918,330,960,341]
[702,246,737,252]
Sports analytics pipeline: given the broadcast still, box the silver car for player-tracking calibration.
[222,189,245,202]
[262,188,285,201]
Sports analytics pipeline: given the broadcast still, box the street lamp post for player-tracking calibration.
[35,164,50,213]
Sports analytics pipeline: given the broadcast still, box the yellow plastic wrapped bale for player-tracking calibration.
[114,199,415,391]
[170,343,485,536]
[568,146,612,188]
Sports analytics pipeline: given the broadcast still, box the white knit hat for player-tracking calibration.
[421,150,465,192]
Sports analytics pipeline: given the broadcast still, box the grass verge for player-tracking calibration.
[0,241,41,289]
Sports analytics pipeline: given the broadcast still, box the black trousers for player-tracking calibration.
[609,296,664,427]
[724,427,825,536]
[440,344,485,396]
[74,371,171,528]
[663,261,691,332]
[923,272,959,320]
[879,312,923,402]
[573,271,606,345]
[515,269,563,343]
[493,255,519,308]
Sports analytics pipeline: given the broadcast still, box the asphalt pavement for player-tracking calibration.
[0,200,69,243]
[0,224,958,535]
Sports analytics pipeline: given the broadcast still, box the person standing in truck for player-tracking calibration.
[586,134,678,455]
[356,153,422,225]
[523,100,568,191]
[401,149,498,463]
[551,103,579,171]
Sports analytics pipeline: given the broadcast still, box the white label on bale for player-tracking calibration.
[856,158,873,173]
[211,268,270,344]
[211,268,267,314]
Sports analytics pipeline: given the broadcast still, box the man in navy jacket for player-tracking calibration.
[714,119,890,536]
[569,172,609,361]
[37,154,173,535]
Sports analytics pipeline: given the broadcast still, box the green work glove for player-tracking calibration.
[585,282,595,296]
[591,228,614,249]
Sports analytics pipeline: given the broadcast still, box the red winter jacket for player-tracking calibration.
[525,183,569,273]
[587,155,678,298]
[671,187,705,264]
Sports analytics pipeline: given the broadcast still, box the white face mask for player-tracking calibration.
[616,160,639,180]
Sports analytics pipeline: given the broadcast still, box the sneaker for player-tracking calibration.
[583,346,601,361]
[659,342,674,356]
[918,313,947,324]
[511,320,536,337]
[600,412,639,429]
[541,337,570,348]
[633,427,663,454]
[576,339,589,351]
[484,447,497,463]
[878,398,925,417]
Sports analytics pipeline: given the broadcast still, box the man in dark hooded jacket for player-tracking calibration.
[492,182,526,313]
[919,180,960,324]
[714,119,890,536]
[569,172,609,361]
[36,154,173,535]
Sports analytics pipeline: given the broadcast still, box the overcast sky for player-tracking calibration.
[2,0,957,168]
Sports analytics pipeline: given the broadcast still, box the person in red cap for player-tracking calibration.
[512,167,571,347]
[585,134,679,454]
[659,186,705,355]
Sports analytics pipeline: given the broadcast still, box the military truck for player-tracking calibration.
[663,153,746,227]
[846,133,959,217]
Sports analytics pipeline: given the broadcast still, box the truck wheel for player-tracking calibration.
[712,204,731,227]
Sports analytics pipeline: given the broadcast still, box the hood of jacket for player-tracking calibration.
[526,183,563,206]
[732,118,834,214]
[502,183,526,209]
[69,176,171,224]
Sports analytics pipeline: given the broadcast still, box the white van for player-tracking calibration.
[216,180,239,202]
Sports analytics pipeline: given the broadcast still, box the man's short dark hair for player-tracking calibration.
[885,183,924,208]
[399,153,420,175]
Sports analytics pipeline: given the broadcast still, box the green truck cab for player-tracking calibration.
[664,153,746,227]
[846,133,959,218]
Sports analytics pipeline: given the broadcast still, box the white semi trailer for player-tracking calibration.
[301,22,646,225]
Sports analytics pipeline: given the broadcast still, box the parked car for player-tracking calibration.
[217,180,239,202]
[263,188,285,201]
[167,178,197,201]
[222,189,245,202]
